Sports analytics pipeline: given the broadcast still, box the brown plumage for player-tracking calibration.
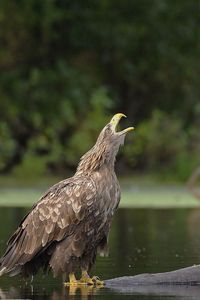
[0,113,133,283]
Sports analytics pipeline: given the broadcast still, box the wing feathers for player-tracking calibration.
[0,177,97,276]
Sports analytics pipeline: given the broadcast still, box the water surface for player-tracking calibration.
[0,207,200,299]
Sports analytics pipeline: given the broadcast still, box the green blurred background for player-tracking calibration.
[0,0,200,182]
[1,4,200,297]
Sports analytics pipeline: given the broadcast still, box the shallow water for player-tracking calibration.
[0,207,200,299]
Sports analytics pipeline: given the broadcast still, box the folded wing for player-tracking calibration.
[0,177,97,276]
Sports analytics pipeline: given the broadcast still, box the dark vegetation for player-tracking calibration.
[0,0,200,180]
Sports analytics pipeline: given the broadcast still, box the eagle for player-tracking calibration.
[0,113,133,285]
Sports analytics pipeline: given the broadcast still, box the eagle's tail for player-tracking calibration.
[0,248,22,277]
[0,227,26,277]
[0,237,53,278]
[0,266,7,277]
[0,254,9,276]
[0,255,5,276]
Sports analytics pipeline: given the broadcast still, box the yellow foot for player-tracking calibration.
[64,271,104,287]
[64,273,79,286]
[80,270,95,285]
[92,276,104,286]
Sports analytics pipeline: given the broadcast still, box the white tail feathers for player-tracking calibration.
[0,267,6,277]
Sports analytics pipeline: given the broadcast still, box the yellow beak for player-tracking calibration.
[110,113,134,134]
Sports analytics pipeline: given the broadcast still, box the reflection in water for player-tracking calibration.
[187,208,200,259]
[65,285,103,297]
[1,207,200,299]
[0,286,21,299]
[1,283,200,299]
[108,284,200,298]
[0,285,104,299]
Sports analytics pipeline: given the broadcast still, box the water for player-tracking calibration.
[0,207,200,299]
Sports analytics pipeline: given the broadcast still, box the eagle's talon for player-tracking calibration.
[80,270,95,285]
[92,276,104,286]
[92,276,100,280]
[80,278,94,286]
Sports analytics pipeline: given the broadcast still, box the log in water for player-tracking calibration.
[105,264,200,286]
[105,265,200,296]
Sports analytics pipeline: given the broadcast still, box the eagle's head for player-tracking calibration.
[97,113,134,149]
[76,113,134,174]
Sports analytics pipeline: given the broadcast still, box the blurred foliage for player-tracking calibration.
[124,110,200,180]
[0,0,200,180]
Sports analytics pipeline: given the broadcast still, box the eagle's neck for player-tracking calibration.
[75,144,117,176]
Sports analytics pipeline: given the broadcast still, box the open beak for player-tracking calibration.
[109,113,134,134]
